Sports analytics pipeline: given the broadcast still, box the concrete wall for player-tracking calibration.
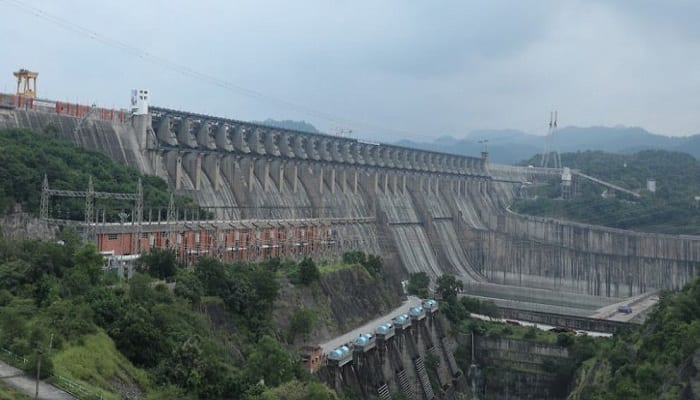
[477,210,700,296]
[458,334,572,400]
[4,105,700,300]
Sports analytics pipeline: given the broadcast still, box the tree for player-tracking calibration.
[194,258,229,297]
[263,257,281,272]
[33,275,59,307]
[173,270,204,304]
[87,286,127,328]
[478,300,500,319]
[61,244,104,297]
[436,274,463,302]
[246,335,296,387]
[249,266,280,310]
[287,308,317,343]
[138,248,179,280]
[253,380,338,400]
[363,255,383,277]
[111,304,168,367]
[72,243,104,284]
[298,257,319,285]
[342,251,366,265]
[407,272,430,298]
[556,332,575,347]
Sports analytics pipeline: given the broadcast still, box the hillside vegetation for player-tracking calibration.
[0,126,405,398]
[568,279,700,399]
[0,230,358,399]
[436,271,700,399]
[513,150,700,234]
[0,127,197,220]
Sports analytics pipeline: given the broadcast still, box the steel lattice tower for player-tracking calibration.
[85,176,95,242]
[132,179,143,254]
[540,111,561,169]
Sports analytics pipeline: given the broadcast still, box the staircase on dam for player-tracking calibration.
[413,356,435,400]
[376,383,391,400]
[397,368,415,400]
[323,301,461,398]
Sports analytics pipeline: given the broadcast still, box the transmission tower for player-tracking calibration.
[40,174,49,220]
[132,179,143,254]
[540,111,561,169]
[167,192,176,248]
[85,176,95,242]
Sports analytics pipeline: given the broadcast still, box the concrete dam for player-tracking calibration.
[1,97,700,303]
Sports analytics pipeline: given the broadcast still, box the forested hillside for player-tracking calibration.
[0,128,197,220]
[569,278,700,399]
[512,150,700,234]
[0,231,351,399]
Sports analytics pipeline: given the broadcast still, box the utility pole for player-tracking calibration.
[85,176,95,242]
[167,192,176,249]
[34,333,53,400]
[40,174,49,220]
[132,178,143,254]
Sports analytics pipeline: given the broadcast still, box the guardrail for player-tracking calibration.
[0,347,28,366]
[53,375,103,400]
[1,347,104,400]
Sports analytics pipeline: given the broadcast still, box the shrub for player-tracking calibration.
[298,257,320,285]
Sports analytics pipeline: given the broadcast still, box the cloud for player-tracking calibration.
[1,0,698,140]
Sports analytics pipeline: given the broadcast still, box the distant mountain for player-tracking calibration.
[253,119,319,133]
[395,126,700,164]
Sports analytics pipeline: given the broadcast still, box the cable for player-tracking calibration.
[0,0,432,140]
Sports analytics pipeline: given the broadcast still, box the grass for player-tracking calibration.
[0,381,30,400]
[51,331,151,400]
[317,262,359,275]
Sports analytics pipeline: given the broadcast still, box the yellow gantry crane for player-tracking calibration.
[13,68,38,98]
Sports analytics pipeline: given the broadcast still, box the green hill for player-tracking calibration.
[512,150,700,234]
[0,127,198,220]
[569,279,700,399]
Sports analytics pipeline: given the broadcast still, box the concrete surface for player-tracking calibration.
[0,360,75,400]
[320,296,422,353]
[589,291,660,322]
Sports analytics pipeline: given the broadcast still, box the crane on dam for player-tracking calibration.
[13,68,38,98]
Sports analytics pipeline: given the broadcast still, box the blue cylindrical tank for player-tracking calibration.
[393,314,409,326]
[409,306,424,316]
[423,299,437,309]
[376,323,392,335]
[330,346,347,360]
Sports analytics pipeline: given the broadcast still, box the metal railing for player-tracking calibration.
[0,347,104,400]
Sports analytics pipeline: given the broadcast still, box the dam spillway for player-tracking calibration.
[1,96,699,299]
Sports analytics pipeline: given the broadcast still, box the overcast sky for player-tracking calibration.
[2,0,700,141]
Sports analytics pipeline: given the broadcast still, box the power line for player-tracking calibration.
[0,0,430,140]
